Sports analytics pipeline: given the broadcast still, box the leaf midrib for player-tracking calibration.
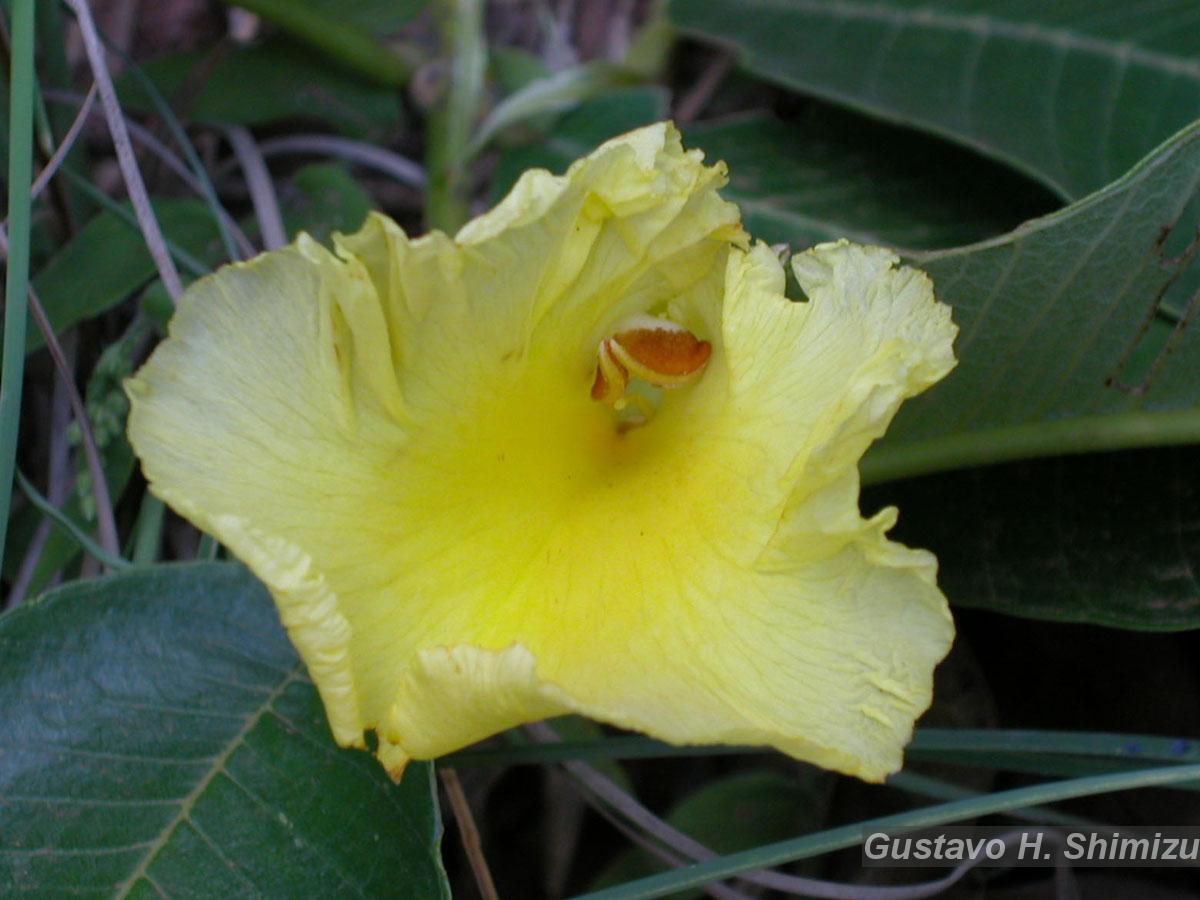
[727,0,1200,80]
[863,406,1200,484]
[677,0,1200,197]
[114,663,306,898]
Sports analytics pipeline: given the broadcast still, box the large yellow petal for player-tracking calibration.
[128,122,957,783]
[125,237,411,746]
[365,239,955,781]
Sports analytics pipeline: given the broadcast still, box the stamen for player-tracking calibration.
[591,315,711,409]
[590,338,629,404]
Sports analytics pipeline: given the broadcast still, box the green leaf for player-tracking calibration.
[686,110,1054,250]
[859,119,1200,479]
[873,447,1200,629]
[0,563,449,896]
[299,0,428,35]
[490,46,551,94]
[26,199,224,355]
[669,0,1200,199]
[280,163,373,244]
[590,770,829,898]
[468,63,641,158]
[490,87,668,200]
[117,38,402,139]
[215,0,422,85]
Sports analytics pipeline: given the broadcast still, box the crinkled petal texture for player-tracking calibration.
[127,123,957,783]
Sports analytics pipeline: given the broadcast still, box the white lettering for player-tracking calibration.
[1087,831,1111,859]
[864,833,890,860]
[1119,837,1150,859]
[1065,832,1087,861]
[1019,831,1044,859]
[1160,837,1178,861]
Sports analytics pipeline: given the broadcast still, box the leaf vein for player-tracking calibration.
[113,663,305,898]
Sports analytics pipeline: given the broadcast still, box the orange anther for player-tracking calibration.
[590,315,712,407]
[612,327,711,380]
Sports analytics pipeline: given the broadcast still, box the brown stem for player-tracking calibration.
[6,334,76,606]
[674,51,733,124]
[0,228,121,564]
[25,288,122,563]
[439,766,500,900]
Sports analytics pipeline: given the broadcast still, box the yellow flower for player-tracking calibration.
[127,123,957,783]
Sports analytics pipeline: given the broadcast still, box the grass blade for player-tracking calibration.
[0,0,38,569]
[13,469,131,572]
[446,727,1200,770]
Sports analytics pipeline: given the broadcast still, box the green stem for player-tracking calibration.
[0,0,37,571]
[887,771,1099,828]
[130,493,165,565]
[217,0,414,87]
[861,407,1200,485]
[576,762,1200,900]
[197,533,219,561]
[425,0,486,232]
[14,469,131,572]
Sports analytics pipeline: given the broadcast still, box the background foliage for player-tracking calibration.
[2,0,1199,897]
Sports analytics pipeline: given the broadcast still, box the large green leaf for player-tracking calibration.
[0,563,449,896]
[686,111,1053,250]
[117,38,402,139]
[861,119,1200,477]
[873,447,1200,629]
[669,0,1200,199]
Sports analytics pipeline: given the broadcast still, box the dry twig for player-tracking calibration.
[64,0,184,300]
[0,227,121,566]
[42,89,255,260]
[225,126,287,251]
[440,766,501,900]
[674,51,733,124]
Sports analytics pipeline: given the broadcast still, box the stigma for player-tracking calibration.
[590,315,712,408]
